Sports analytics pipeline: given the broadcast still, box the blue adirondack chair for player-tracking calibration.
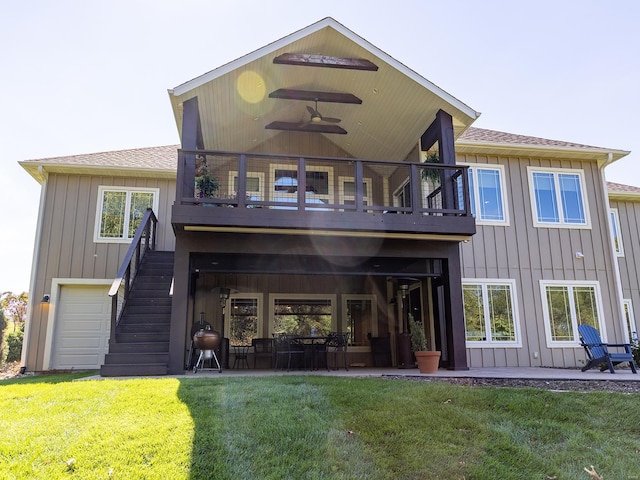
[578,324,637,374]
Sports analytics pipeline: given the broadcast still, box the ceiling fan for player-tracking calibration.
[303,99,341,125]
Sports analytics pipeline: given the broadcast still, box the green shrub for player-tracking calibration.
[5,324,24,363]
[0,309,6,347]
[632,341,640,367]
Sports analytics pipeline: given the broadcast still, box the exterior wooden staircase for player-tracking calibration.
[100,251,174,376]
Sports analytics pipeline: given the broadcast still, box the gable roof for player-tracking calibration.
[457,127,629,162]
[168,17,480,162]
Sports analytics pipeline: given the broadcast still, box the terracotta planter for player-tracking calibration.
[414,351,441,373]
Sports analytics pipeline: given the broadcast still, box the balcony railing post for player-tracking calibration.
[355,160,364,213]
[409,164,421,213]
[297,157,306,208]
[461,166,471,215]
[237,154,247,208]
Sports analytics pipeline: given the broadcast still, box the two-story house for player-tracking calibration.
[18,18,634,375]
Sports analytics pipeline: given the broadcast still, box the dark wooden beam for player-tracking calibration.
[265,121,347,135]
[180,97,201,200]
[269,89,362,104]
[274,53,378,71]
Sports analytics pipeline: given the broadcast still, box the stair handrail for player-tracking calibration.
[108,208,158,345]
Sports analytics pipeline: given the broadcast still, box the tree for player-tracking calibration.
[0,292,28,331]
[0,308,6,351]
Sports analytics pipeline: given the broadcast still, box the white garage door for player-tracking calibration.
[51,285,111,370]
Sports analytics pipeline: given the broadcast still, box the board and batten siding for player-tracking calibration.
[26,172,176,371]
[459,153,621,369]
[610,198,640,332]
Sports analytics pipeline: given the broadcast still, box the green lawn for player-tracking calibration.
[1,374,639,479]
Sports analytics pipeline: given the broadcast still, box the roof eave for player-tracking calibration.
[19,162,177,184]
[456,140,630,162]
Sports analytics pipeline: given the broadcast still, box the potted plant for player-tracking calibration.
[420,152,441,184]
[408,314,441,373]
[195,158,220,201]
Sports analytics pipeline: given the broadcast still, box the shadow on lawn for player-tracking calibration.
[176,377,233,479]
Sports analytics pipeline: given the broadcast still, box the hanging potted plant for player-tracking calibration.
[408,314,441,373]
[420,152,441,184]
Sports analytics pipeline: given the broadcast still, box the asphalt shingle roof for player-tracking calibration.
[459,127,612,151]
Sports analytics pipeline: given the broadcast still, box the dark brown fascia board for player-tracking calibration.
[269,89,362,104]
[265,121,347,135]
[274,53,378,71]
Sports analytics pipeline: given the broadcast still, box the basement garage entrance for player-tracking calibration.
[51,285,111,370]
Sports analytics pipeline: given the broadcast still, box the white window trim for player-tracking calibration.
[269,163,334,204]
[224,293,263,342]
[268,293,337,337]
[341,294,378,352]
[539,280,606,348]
[460,163,510,226]
[623,299,636,342]
[229,171,265,201]
[462,278,521,347]
[393,178,410,208]
[609,208,624,257]
[94,186,159,243]
[338,175,372,206]
[527,167,591,229]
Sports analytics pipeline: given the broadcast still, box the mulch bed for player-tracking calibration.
[386,375,640,393]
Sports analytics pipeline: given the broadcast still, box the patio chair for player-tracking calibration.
[251,338,273,369]
[273,334,305,371]
[578,324,637,374]
[327,332,349,371]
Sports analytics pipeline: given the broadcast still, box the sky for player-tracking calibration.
[1,0,639,294]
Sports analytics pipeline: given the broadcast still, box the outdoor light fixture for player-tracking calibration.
[219,287,231,306]
[41,294,50,303]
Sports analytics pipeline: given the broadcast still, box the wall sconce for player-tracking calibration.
[575,252,585,259]
[41,294,50,303]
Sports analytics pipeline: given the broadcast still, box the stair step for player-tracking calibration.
[100,363,168,377]
[117,323,170,334]
[116,332,170,343]
[124,305,172,314]
[104,352,168,364]
[108,342,170,353]
[119,314,171,324]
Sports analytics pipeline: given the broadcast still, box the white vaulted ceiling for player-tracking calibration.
[168,17,480,161]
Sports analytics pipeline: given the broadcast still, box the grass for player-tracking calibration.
[1,375,640,479]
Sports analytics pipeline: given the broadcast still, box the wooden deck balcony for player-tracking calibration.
[172,149,475,238]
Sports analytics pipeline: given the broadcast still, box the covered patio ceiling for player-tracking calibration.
[168,17,480,161]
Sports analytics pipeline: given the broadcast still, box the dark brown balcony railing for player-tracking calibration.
[173,149,474,236]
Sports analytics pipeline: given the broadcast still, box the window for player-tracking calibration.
[342,295,377,349]
[466,165,508,224]
[95,186,158,242]
[528,168,590,227]
[229,171,265,201]
[226,295,262,345]
[540,281,604,346]
[394,180,411,208]
[270,295,336,336]
[623,299,636,342]
[338,176,372,208]
[270,164,334,203]
[462,280,519,345]
[610,209,624,256]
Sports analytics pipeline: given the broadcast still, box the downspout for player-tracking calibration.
[599,152,627,341]
[20,166,48,373]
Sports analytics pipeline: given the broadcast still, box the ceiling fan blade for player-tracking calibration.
[306,105,319,117]
[322,116,341,123]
